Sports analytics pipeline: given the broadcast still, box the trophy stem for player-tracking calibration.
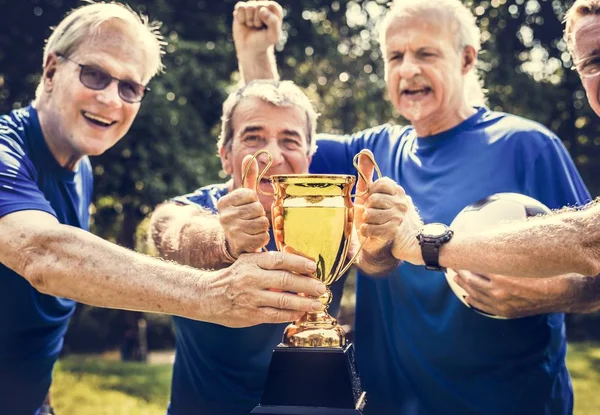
[282,289,346,348]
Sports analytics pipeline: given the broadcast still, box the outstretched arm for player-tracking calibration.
[2,209,327,328]
[440,201,600,278]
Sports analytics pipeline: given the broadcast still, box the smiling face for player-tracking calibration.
[220,97,312,213]
[38,20,147,166]
[572,13,600,117]
[383,11,476,135]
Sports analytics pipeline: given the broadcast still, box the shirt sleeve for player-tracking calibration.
[0,129,56,219]
[311,125,394,176]
[522,132,591,210]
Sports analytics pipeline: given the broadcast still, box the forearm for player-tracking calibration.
[356,242,401,277]
[16,225,208,317]
[150,204,232,269]
[238,48,278,84]
[440,204,600,278]
[556,273,600,314]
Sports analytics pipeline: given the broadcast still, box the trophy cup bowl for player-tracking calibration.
[270,174,356,348]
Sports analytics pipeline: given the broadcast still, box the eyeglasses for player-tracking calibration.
[572,54,600,79]
[57,54,149,103]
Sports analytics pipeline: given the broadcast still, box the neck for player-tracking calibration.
[411,103,477,137]
[35,99,82,171]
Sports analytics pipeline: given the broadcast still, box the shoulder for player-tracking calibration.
[0,107,32,153]
[172,182,230,212]
[315,123,412,155]
[317,123,407,144]
[478,109,560,146]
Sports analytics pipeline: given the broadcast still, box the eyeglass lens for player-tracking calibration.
[79,66,145,103]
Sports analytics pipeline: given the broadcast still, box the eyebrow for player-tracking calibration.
[280,129,302,138]
[239,125,265,136]
[82,60,143,85]
[239,126,302,138]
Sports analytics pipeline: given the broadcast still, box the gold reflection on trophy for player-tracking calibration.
[244,149,380,348]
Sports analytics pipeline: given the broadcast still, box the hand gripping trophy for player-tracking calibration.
[249,149,381,415]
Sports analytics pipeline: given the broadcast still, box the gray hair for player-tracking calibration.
[379,0,486,106]
[35,1,164,99]
[218,80,319,155]
[564,0,600,57]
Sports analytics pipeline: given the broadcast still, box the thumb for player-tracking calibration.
[242,154,259,190]
[356,150,375,202]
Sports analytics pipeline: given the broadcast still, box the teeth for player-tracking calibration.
[83,112,112,125]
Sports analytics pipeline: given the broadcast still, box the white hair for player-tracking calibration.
[564,0,600,57]
[218,80,319,156]
[35,1,165,99]
[379,0,486,106]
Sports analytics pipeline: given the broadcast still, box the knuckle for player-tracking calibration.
[277,294,291,309]
[273,251,286,268]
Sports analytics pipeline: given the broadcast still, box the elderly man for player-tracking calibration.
[229,0,593,414]
[149,79,348,415]
[377,0,600,298]
[0,3,327,414]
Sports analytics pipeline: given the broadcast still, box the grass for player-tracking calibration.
[52,343,600,414]
[52,355,172,414]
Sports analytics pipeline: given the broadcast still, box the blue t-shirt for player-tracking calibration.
[0,105,93,414]
[310,107,591,415]
[167,183,346,415]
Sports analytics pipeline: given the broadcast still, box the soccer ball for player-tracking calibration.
[445,193,550,319]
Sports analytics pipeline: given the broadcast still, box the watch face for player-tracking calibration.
[422,223,448,237]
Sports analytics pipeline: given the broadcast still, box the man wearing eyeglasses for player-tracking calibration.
[0,3,328,414]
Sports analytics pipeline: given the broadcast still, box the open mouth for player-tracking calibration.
[401,86,432,96]
[82,111,117,127]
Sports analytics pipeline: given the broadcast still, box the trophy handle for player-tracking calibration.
[241,149,276,196]
[351,149,382,198]
[338,150,383,275]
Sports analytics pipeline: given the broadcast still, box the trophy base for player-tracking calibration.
[251,343,365,415]
[282,311,346,348]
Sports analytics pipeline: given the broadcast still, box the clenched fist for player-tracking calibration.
[233,1,283,55]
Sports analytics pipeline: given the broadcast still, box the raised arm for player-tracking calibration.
[233,0,282,83]
[1,209,327,328]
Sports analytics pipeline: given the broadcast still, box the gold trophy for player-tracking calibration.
[250,149,381,415]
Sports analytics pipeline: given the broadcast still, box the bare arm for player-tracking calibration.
[2,210,327,327]
[233,1,282,83]
[454,270,600,318]
[441,201,600,278]
[150,202,233,270]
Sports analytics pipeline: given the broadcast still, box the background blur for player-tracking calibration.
[1,0,599,413]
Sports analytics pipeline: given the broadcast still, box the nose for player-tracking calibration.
[96,80,122,108]
[259,139,285,169]
[398,54,421,79]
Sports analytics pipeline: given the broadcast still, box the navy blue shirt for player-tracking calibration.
[0,105,93,414]
[310,107,591,415]
[167,183,346,415]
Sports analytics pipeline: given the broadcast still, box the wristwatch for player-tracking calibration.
[416,223,454,271]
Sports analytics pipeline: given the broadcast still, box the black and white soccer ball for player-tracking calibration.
[445,192,550,319]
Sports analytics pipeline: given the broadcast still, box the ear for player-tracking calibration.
[42,53,60,93]
[462,46,477,74]
[219,146,233,175]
